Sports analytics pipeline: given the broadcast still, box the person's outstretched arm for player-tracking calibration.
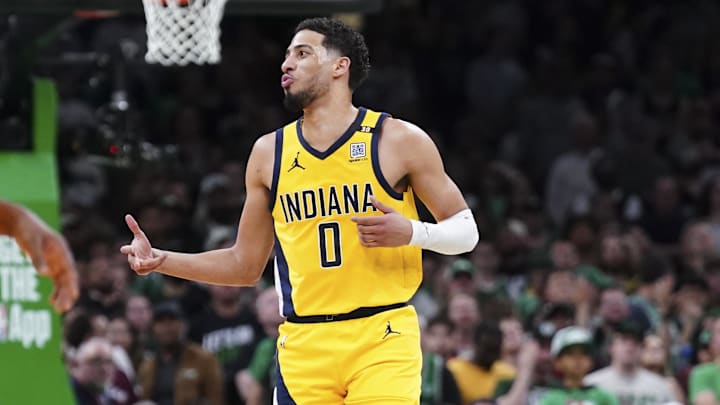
[0,199,79,312]
[121,133,276,286]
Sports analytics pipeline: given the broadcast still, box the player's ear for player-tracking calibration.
[333,56,351,79]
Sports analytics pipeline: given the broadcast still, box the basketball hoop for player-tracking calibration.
[141,0,228,66]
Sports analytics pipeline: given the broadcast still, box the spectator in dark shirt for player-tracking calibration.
[137,301,224,405]
[189,284,263,404]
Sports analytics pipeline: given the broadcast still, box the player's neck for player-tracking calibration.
[301,92,356,141]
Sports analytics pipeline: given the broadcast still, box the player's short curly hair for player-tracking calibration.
[295,17,371,91]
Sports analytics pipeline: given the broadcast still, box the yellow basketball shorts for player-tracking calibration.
[273,304,422,404]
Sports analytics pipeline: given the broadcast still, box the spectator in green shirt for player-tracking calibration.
[689,316,720,405]
[539,326,618,405]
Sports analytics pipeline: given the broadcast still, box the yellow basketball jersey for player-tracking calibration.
[269,107,422,317]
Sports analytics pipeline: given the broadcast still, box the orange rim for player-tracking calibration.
[73,9,120,19]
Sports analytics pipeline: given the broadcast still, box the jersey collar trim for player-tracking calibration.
[296,107,367,159]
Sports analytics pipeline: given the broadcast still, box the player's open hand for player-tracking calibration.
[120,214,167,275]
[27,230,79,313]
[351,196,413,248]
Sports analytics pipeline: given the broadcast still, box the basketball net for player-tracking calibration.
[141,0,228,66]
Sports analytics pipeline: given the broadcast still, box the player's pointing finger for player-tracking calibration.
[125,214,142,235]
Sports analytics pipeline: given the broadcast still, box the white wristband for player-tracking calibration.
[408,208,479,255]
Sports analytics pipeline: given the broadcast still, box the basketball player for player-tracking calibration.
[0,199,78,312]
[121,18,479,404]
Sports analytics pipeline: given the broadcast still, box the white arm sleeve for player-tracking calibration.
[408,208,479,255]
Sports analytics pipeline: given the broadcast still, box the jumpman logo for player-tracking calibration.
[288,152,306,172]
[382,321,401,340]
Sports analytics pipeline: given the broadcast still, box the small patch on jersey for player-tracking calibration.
[350,142,366,159]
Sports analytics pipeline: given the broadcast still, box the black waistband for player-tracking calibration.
[286,303,407,324]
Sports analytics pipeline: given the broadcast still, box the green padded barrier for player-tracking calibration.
[0,78,75,405]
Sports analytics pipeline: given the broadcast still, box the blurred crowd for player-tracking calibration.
[7,0,720,404]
